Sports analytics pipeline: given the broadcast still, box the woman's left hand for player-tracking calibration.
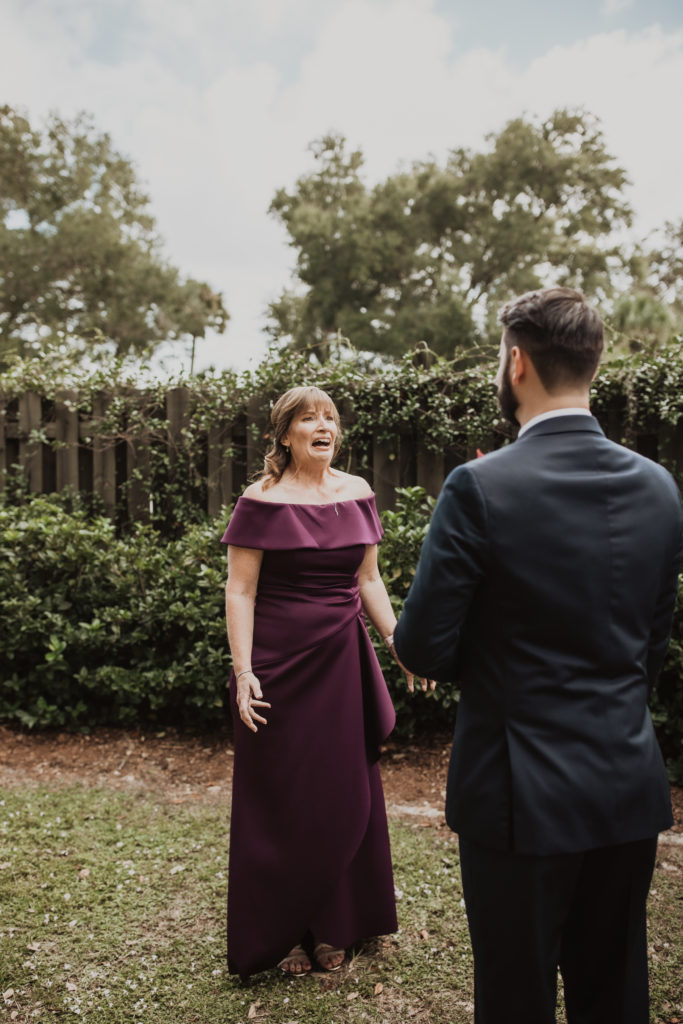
[236,671,271,732]
[384,634,436,693]
[399,662,436,694]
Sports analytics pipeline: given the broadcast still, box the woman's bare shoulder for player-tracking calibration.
[242,479,292,503]
[333,471,373,499]
[242,480,267,500]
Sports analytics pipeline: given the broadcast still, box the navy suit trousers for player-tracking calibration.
[458,834,658,1024]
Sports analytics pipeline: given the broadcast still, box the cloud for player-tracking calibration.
[1,0,682,371]
[515,27,683,233]
[602,0,635,15]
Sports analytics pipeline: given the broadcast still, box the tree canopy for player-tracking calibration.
[0,106,228,365]
[268,110,636,361]
[613,219,683,352]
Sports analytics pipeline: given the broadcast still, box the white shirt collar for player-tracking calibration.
[518,408,592,438]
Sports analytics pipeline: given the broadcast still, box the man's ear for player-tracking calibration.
[509,346,527,386]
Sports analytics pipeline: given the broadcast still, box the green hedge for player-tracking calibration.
[0,493,230,730]
[652,586,683,783]
[1,487,681,781]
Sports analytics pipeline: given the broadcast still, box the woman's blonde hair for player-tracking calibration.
[259,386,342,489]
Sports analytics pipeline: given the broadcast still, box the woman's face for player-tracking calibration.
[282,403,338,468]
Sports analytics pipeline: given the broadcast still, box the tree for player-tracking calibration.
[641,220,683,320]
[268,110,633,361]
[609,292,674,353]
[613,219,683,350]
[0,106,228,365]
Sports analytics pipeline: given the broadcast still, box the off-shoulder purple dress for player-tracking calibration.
[221,495,398,979]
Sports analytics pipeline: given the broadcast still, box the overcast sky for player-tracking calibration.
[2,0,683,373]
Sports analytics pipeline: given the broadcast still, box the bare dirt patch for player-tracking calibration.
[1,726,681,839]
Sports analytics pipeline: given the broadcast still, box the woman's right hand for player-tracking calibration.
[236,671,271,732]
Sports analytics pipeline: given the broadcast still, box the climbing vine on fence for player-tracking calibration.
[2,340,683,534]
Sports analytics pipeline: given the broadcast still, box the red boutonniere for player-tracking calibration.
[476,448,485,458]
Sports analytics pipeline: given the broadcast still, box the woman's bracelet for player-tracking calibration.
[235,668,254,682]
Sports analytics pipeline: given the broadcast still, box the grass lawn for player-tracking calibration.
[0,785,681,1024]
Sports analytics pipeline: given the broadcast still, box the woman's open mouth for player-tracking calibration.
[312,438,331,449]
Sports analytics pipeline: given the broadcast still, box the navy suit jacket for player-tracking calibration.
[394,415,682,855]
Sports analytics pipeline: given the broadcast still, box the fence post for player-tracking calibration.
[125,391,151,524]
[208,421,234,517]
[339,397,359,477]
[167,386,191,467]
[416,445,445,498]
[0,396,6,491]
[398,430,416,489]
[127,430,151,523]
[55,389,79,492]
[604,405,623,444]
[92,392,117,519]
[162,385,194,522]
[246,395,270,478]
[373,436,400,511]
[18,391,43,493]
[658,420,683,482]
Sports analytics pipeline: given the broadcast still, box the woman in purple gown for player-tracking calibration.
[222,386,428,979]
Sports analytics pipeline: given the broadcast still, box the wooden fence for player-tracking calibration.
[2,387,683,524]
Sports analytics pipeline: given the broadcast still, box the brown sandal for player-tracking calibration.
[314,942,345,972]
[277,944,311,976]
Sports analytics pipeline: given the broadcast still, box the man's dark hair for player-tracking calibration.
[499,287,604,392]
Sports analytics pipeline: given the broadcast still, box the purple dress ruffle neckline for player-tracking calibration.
[221,494,397,979]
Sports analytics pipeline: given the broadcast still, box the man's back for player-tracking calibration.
[396,415,681,854]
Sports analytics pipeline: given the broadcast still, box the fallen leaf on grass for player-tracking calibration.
[2,989,14,1003]
[247,1000,261,1019]
[347,992,359,1001]
[374,982,384,995]
[419,929,429,940]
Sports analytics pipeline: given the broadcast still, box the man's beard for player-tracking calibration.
[496,350,520,426]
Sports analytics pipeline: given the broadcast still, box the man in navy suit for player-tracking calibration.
[394,288,682,1024]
